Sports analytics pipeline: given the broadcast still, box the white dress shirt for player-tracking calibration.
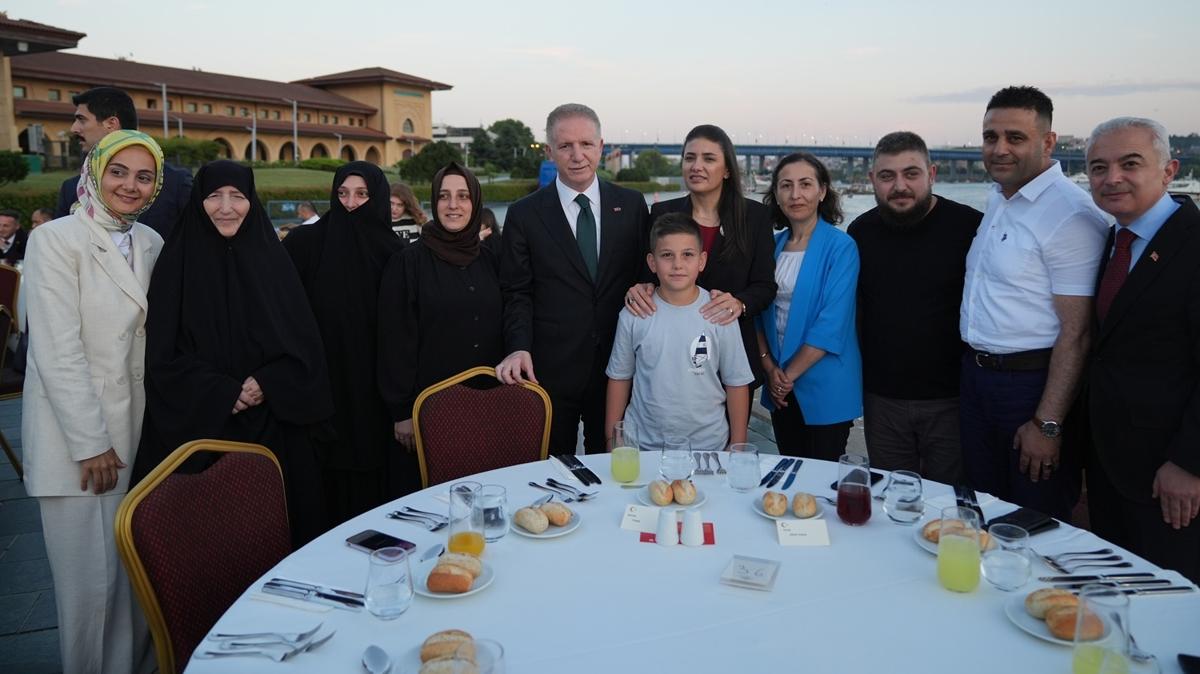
[960,161,1109,353]
[555,176,602,258]
[109,229,134,267]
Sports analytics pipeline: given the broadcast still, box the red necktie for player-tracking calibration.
[1096,227,1136,323]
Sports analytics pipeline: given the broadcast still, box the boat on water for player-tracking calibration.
[1168,172,1200,200]
[1070,172,1091,190]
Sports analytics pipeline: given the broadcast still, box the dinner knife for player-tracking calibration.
[555,454,598,486]
[1052,579,1171,589]
[953,484,986,523]
[572,456,603,485]
[266,577,364,600]
[759,458,788,487]
[1072,585,1195,596]
[780,460,804,490]
[765,458,794,489]
[262,583,364,610]
[1039,573,1156,582]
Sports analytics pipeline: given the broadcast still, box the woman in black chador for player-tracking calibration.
[283,161,410,524]
[132,160,333,546]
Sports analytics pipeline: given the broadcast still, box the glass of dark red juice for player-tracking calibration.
[836,454,872,525]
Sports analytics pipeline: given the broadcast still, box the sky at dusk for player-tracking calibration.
[10,0,1200,147]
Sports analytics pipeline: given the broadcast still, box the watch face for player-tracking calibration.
[1040,421,1062,438]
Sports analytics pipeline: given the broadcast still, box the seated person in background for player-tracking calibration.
[31,208,55,228]
[0,209,28,262]
[479,207,501,254]
[605,213,753,451]
[297,200,321,225]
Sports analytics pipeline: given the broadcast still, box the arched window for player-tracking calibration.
[403,118,415,134]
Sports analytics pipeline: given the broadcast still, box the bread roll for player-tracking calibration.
[671,479,697,505]
[978,531,993,551]
[649,480,674,506]
[426,564,473,594]
[539,502,573,526]
[1024,588,1078,619]
[792,492,818,518]
[420,659,479,674]
[438,552,482,578]
[420,629,474,663]
[514,507,549,534]
[1045,605,1104,641]
[762,491,788,517]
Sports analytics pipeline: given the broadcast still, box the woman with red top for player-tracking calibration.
[625,124,777,389]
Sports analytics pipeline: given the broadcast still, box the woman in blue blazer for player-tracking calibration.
[756,153,862,459]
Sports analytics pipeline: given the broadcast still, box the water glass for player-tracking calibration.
[981,523,1032,591]
[725,444,760,492]
[659,436,693,481]
[937,506,981,592]
[364,546,413,619]
[460,639,506,673]
[447,481,485,556]
[882,470,924,524]
[472,484,509,542]
[836,453,872,525]
[609,420,641,483]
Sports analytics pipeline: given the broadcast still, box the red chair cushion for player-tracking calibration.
[130,452,290,672]
[419,382,546,486]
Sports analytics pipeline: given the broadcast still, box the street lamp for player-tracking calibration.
[152,82,168,136]
[169,116,183,138]
[244,115,258,161]
[282,98,299,165]
[334,132,343,160]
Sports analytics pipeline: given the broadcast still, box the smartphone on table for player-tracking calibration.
[346,529,416,554]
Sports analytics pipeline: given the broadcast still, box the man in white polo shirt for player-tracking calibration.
[959,86,1108,520]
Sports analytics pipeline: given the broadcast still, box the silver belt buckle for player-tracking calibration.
[974,351,989,368]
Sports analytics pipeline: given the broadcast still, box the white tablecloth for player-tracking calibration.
[186,455,1200,673]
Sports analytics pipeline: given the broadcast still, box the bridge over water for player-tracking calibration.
[606,143,1087,180]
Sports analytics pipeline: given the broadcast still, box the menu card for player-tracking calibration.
[775,519,831,546]
[620,504,660,534]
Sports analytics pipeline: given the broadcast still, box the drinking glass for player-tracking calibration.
[835,453,872,525]
[1071,584,1152,674]
[472,484,509,542]
[364,546,413,619]
[981,523,1032,591]
[459,639,506,673]
[936,506,981,592]
[725,443,760,492]
[659,436,693,481]
[882,470,924,524]
[447,481,485,556]
[609,420,641,483]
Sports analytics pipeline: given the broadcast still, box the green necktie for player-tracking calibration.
[574,193,598,280]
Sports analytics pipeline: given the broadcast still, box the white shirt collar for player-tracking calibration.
[555,175,600,210]
[993,160,1064,202]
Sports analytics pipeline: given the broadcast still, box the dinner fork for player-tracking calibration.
[386,511,447,531]
[709,452,726,474]
[200,630,335,661]
[211,622,323,643]
[545,478,598,500]
[815,495,837,506]
[401,506,448,523]
[1045,548,1114,561]
[693,453,713,476]
[529,482,578,503]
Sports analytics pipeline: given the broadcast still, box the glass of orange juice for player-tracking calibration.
[447,481,485,557]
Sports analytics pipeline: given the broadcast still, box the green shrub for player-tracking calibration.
[153,137,222,168]
[299,158,347,172]
[615,167,650,182]
[0,152,30,187]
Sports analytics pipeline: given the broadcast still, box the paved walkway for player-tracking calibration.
[0,396,862,674]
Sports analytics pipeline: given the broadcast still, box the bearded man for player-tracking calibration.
[847,131,982,483]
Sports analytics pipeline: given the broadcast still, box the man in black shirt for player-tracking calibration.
[847,132,982,484]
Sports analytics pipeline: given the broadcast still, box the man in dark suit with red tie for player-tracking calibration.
[1084,116,1200,583]
[496,104,650,454]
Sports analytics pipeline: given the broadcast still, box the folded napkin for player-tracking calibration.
[549,456,585,484]
[248,593,333,613]
[924,492,998,513]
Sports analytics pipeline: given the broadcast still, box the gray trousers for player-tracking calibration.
[862,392,963,485]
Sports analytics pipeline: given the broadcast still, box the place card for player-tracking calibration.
[775,519,831,546]
[720,555,780,591]
[620,504,660,534]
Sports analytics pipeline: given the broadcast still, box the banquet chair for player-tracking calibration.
[0,305,23,479]
[413,366,552,488]
[0,264,18,319]
[115,440,291,674]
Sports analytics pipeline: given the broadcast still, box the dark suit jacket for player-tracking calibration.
[500,180,650,400]
[647,196,777,387]
[1088,196,1200,501]
[0,227,28,262]
[55,162,193,241]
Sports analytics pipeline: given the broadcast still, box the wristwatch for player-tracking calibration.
[1033,416,1062,439]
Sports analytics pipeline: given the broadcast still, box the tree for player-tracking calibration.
[0,152,29,187]
[615,167,649,182]
[397,141,463,183]
[154,137,222,168]
[489,119,537,172]
[468,129,498,168]
[634,149,674,177]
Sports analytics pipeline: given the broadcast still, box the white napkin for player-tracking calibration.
[549,456,585,484]
[248,593,333,613]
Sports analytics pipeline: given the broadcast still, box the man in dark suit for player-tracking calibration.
[1085,116,1200,583]
[0,209,29,262]
[496,104,650,454]
[53,87,191,240]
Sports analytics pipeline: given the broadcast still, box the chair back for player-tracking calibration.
[414,366,552,487]
[115,440,291,674]
[0,305,20,398]
[0,264,18,317]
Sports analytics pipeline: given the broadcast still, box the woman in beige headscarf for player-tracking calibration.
[23,129,166,674]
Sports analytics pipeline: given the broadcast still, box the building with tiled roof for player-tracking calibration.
[4,20,451,168]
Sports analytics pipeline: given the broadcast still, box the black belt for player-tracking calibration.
[968,347,1052,371]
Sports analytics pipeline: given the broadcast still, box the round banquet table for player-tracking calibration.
[187,454,1200,673]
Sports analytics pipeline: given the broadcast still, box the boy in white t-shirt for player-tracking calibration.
[605,213,753,451]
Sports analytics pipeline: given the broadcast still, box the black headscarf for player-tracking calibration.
[282,161,402,473]
[420,161,483,267]
[135,160,333,475]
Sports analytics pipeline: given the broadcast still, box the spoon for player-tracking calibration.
[363,644,391,674]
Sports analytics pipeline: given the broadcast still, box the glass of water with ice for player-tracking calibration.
[981,523,1032,591]
[365,546,414,619]
[882,470,924,524]
[472,484,510,542]
[726,443,760,492]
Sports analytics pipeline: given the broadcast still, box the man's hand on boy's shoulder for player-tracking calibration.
[624,283,656,318]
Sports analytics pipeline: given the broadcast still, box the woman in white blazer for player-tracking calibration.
[22,130,166,674]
